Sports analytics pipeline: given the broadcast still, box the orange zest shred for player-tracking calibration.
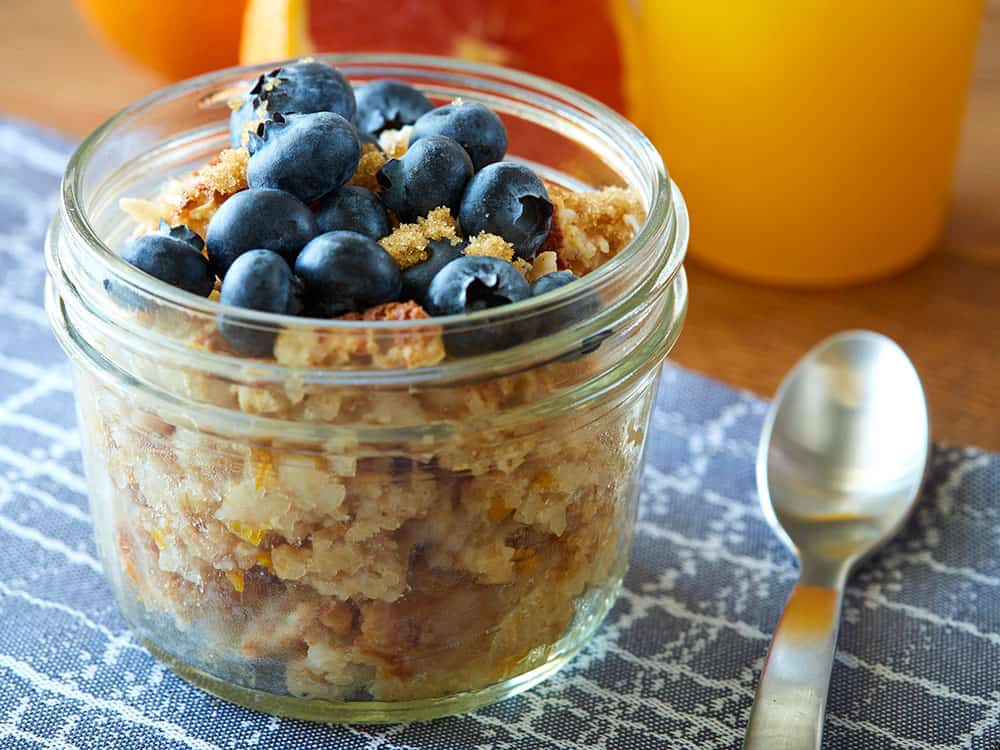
[250,447,277,490]
[255,549,273,571]
[228,520,267,546]
[227,569,245,593]
[150,528,167,550]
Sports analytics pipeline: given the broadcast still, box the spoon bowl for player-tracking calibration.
[744,330,928,750]
[760,330,929,566]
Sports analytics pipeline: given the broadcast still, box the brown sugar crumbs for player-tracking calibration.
[379,207,462,270]
[121,147,249,238]
[464,232,533,277]
[463,232,516,262]
[118,132,644,287]
[347,143,387,193]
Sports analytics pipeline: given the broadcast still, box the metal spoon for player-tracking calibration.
[743,330,929,750]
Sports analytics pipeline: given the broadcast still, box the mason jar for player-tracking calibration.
[44,54,688,722]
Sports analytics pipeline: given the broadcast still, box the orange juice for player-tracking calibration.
[629,1,983,286]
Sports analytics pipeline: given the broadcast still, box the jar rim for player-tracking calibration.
[58,53,684,336]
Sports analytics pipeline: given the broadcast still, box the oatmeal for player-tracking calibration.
[49,58,685,719]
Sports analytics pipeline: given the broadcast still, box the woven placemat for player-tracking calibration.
[1,118,998,749]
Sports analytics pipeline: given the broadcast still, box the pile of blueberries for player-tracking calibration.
[118,62,590,357]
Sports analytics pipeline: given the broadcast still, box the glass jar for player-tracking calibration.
[44,54,688,722]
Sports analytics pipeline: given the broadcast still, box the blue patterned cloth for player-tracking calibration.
[1,118,998,750]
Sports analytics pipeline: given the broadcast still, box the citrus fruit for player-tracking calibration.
[240,0,632,111]
[76,0,248,81]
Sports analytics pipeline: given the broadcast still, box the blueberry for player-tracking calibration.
[426,256,529,315]
[410,102,507,171]
[294,231,402,316]
[314,186,391,240]
[530,269,599,331]
[230,101,261,149]
[229,62,356,148]
[530,270,578,297]
[459,162,553,261]
[157,219,204,251]
[206,188,317,277]
[286,274,307,316]
[247,112,360,203]
[530,271,608,357]
[355,80,433,136]
[115,225,214,303]
[344,119,381,151]
[577,328,614,356]
[399,238,466,304]
[218,249,295,356]
[425,255,530,356]
[377,135,473,222]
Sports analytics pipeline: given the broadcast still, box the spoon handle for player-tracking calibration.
[743,579,845,750]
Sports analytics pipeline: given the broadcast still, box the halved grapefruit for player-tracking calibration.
[239,0,634,111]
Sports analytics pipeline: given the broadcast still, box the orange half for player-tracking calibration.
[77,0,247,80]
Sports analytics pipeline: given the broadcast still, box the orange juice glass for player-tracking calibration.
[628,1,984,286]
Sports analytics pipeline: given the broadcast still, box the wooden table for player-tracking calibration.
[3,0,997,449]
